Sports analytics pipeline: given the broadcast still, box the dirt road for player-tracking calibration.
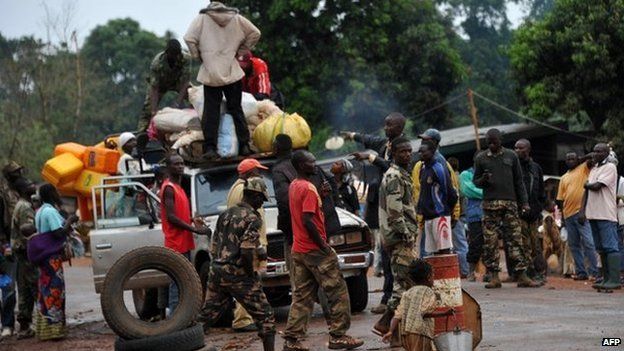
[1,258,622,351]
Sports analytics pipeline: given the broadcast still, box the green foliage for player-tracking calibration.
[82,18,167,134]
[0,19,168,178]
[440,0,521,127]
[509,0,624,138]
[228,0,465,133]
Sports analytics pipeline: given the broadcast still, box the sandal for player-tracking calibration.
[328,335,364,350]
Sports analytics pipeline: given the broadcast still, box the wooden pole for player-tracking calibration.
[467,89,481,150]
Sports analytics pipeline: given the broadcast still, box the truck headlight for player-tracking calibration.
[345,232,362,244]
[328,235,345,246]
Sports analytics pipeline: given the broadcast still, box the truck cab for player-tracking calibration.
[89,157,373,319]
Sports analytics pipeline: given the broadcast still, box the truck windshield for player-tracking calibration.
[195,171,277,216]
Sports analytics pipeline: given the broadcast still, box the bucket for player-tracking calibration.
[424,254,465,334]
[434,325,473,351]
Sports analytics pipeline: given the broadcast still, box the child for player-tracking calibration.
[381,259,452,351]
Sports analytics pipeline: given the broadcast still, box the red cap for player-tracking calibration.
[237,158,268,174]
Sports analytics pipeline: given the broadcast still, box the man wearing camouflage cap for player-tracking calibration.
[198,176,275,351]
[226,158,269,332]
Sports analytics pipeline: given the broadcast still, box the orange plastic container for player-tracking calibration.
[83,147,120,174]
[41,153,84,187]
[54,142,87,159]
[77,196,93,221]
[57,181,78,197]
[73,169,108,196]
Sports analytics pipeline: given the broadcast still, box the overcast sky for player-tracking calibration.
[1,0,526,44]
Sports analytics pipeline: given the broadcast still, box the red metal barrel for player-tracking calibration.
[424,254,465,335]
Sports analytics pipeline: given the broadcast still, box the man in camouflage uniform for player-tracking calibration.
[473,129,540,288]
[198,177,275,351]
[11,178,37,339]
[138,39,191,132]
[0,161,25,338]
[1,162,23,243]
[372,137,419,344]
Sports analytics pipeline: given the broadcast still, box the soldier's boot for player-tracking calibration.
[601,253,623,290]
[592,254,608,289]
[484,271,501,289]
[262,333,276,351]
[372,308,394,336]
[283,338,309,351]
[328,335,365,350]
[467,263,477,282]
[517,271,541,288]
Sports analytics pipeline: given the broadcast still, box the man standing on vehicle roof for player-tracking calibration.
[283,150,364,351]
[138,39,191,133]
[161,154,211,313]
[237,52,271,101]
[184,2,261,160]
[340,112,407,314]
[199,177,276,351]
[226,158,269,333]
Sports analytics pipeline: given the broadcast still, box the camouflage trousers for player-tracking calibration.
[137,83,189,132]
[198,266,275,337]
[283,249,350,341]
[387,244,416,312]
[15,251,37,327]
[482,206,528,273]
[520,220,547,277]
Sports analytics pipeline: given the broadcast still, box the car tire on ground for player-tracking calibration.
[346,270,368,313]
[101,246,203,339]
[114,323,205,351]
[199,260,234,328]
[132,288,161,320]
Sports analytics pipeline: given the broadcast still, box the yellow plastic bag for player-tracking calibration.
[252,113,312,152]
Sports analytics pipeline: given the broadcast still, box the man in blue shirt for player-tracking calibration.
[417,141,458,255]
[459,161,485,282]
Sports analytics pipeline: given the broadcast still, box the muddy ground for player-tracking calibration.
[1,258,623,351]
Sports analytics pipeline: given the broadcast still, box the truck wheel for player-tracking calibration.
[199,260,234,328]
[346,271,368,313]
[132,288,161,320]
[114,323,205,351]
[101,246,203,339]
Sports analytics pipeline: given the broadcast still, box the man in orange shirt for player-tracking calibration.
[282,150,363,351]
[556,152,598,280]
[161,154,211,313]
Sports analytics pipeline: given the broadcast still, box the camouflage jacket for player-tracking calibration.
[0,179,19,241]
[148,51,191,90]
[210,202,262,276]
[379,163,419,249]
[11,199,34,251]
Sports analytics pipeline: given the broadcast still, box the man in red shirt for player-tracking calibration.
[161,154,211,313]
[282,150,363,351]
[238,53,272,100]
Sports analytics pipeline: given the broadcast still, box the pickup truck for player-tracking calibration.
[89,157,374,321]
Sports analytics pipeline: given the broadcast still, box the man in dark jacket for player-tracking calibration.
[473,129,540,288]
[514,139,547,284]
[341,112,406,314]
[271,134,297,274]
